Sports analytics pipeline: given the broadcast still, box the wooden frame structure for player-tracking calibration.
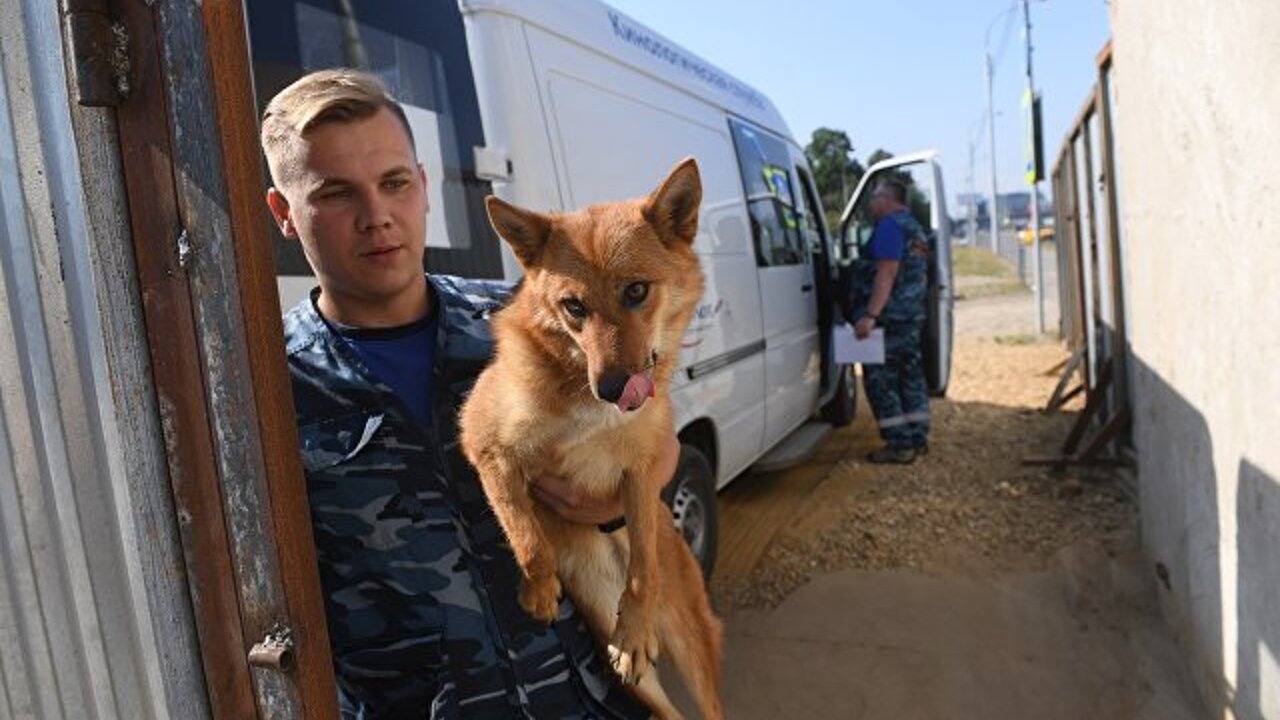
[1027,42,1132,469]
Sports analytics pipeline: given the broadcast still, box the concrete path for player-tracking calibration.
[705,546,1205,720]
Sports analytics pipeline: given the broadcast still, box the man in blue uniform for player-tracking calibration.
[260,68,662,718]
[849,180,930,464]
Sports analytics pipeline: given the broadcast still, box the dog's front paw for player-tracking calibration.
[607,611,660,685]
[519,574,562,624]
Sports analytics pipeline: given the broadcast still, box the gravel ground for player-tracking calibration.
[711,289,1131,611]
[690,271,1207,720]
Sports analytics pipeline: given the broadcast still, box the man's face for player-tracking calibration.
[267,107,428,323]
[869,189,892,219]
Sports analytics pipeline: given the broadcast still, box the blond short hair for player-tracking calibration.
[260,68,415,187]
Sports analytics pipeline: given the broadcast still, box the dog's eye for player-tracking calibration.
[562,298,589,320]
[622,281,649,308]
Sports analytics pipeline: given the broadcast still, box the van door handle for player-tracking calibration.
[801,283,813,292]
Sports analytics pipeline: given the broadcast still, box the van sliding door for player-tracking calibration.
[729,119,821,446]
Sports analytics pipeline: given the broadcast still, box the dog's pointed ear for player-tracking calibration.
[643,157,702,246]
[486,196,550,268]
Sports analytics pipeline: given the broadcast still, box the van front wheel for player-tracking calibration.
[663,445,718,582]
[821,364,857,427]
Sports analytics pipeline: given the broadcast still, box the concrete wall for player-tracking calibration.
[1110,2,1280,718]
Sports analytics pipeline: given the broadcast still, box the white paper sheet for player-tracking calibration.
[833,324,885,365]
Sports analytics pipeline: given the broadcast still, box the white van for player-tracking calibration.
[248,0,951,575]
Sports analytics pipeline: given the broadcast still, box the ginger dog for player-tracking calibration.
[459,158,724,719]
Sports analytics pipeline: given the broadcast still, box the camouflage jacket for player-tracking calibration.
[850,210,929,324]
[283,274,648,719]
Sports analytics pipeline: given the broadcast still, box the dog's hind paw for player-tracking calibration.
[606,644,642,685]
[519,575,562,623]
[607,615,659,684]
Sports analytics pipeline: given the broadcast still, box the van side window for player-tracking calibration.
[729,119,805,267]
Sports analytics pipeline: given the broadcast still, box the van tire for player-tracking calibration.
[663,445,718,582]
[821,364,857,427]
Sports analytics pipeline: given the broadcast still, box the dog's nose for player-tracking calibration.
[595,371,630,403]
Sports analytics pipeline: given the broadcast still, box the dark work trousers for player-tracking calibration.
[861,321,930,449]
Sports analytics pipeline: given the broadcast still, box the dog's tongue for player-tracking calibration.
[616,372,656,412]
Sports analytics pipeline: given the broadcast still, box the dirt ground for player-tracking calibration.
[674,256,1208,719]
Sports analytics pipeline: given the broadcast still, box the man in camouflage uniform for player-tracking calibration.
[262,69,655,718]
[849,179,930,464]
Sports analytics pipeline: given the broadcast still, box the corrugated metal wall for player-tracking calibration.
[0,1,209,718]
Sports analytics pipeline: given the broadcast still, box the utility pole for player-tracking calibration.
[967,138,977,245]
[1022,0,1045,335]
[984,52,999,255]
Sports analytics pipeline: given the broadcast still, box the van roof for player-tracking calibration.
[458,0,795,141]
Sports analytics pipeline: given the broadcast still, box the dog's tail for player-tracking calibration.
[660,528,726,720]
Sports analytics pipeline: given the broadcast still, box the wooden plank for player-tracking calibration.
[1077,406,1132,461]
[1050,165,1070,341]
[1021,456,1125,469]
[148,0,304,715]
[1063,362,1113,455]
[1096,57,1131,427]
[198,1,338,716]
[1065,142,1090,356]
[111,1,256,717]
[1045,349,1084,412]
[1096,39,1114,70]
[1023,402,1130,468]
[1042,355,1069,377]
[1080,117,1101,346]
[1050,384,1086,412]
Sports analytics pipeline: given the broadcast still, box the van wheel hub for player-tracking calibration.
[671,481,706,559]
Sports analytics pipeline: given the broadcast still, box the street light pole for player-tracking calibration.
[984,52,999,255]
[1022,0,1045,335]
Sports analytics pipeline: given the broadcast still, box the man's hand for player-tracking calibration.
[855,315,877,340]
[530,433,680,526]
[530,471,624,525]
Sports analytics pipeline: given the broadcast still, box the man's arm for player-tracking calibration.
[856,259,899,339]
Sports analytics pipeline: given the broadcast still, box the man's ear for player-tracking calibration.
[485,196,550,269]
[642,157,702,246]
[266,187,297,239]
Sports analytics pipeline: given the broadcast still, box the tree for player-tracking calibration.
[805,128,864,230]
[865,148,894,167]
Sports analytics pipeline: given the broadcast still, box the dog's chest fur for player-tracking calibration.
[548,402,657,499]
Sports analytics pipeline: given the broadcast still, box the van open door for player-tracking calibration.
[837,151,953,396]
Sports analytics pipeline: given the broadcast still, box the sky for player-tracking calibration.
[607,0,1112,210]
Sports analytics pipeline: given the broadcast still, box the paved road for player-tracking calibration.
[964,230,1061,335]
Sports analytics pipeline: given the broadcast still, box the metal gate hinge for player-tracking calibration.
[247,625,295,671]
[65,0,132,107]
